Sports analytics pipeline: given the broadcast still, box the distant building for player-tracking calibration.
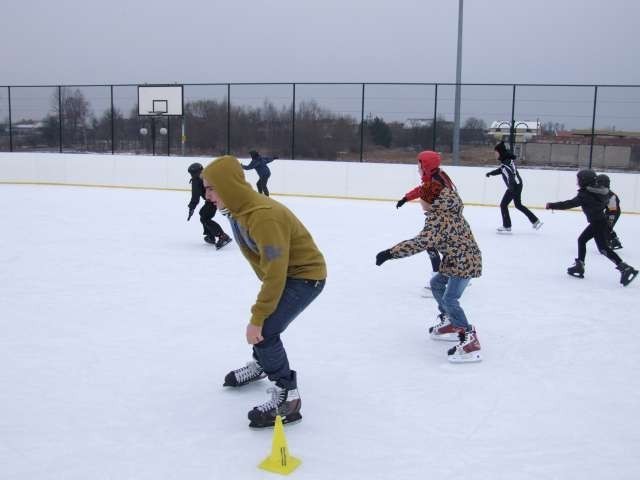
[403,118,433,129]
[488,120,541,143]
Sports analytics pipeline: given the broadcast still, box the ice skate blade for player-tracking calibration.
[249,412,302,429]
[496,231,512,235]
[448,351,482,363]
[621,271,638,287]
[429,332,461,342]
[567,272,584,279]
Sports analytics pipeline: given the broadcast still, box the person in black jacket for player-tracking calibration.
[242,150,277,196]
[596,174,623,250]
[546,169,637,286]
[187,162,232,249]
[486,141,542,233]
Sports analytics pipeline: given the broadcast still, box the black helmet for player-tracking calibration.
[596,173,610,188]
[249,150,259,158]
[187,162,203,175]
[577,169,597,188]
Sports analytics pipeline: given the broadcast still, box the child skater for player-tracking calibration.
[546,169,637,286]
[242,150,278,196]
[396,151,455,292]
[486,141,542,233]
[596,174,623,250]
[378,177,483,363]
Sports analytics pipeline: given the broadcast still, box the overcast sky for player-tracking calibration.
[1,0,638,86]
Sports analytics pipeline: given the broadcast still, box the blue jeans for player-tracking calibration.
[252,277,325,389]
[430,273,470,330]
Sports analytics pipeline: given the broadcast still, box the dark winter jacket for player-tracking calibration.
[389,187,482,278]
[243,154,276,178]
[547,186,608,224]
[605,190,621,226]
[188,176,206,210]
[486,153,522,191]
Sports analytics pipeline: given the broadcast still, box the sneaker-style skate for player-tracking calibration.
[610,236,623,250]
[532,220,543,230]
[421,286,433,298]
[617,263,638,287]
[248,380,302,428]
[496,226,512,234]
[428,313,464,341]
[216,233,232,250]
[567,259,585,279]
[223,361,266,387]
[204,235,216,245]
[447,326,482,363]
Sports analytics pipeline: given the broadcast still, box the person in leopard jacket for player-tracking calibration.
[376,186,483,363]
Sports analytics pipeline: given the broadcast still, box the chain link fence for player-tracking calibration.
[1,83,638,171]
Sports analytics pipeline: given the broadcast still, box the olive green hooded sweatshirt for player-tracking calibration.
[202,156,326,326]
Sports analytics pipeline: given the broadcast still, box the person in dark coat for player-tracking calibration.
[486,141,542,233]
[596,174,623,250]
[546,169,637,286]
[242,150,278,196]
[187,162,231,249]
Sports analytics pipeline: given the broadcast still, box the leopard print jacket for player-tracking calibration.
[390,187,482,278]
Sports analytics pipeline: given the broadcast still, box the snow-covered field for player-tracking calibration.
[1,184,639,479]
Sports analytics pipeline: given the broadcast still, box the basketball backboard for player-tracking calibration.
[138,85,184,116]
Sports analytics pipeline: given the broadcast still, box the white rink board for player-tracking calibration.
[0,152,639,212]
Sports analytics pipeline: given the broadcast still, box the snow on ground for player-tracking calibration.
[1,184,639,480]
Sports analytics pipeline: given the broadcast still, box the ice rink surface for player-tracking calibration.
[1,184,639,479]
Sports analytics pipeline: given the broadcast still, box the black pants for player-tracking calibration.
[256,174,270,196]
[500,183,538,228]
[199,201,224,238]
[427,248,441,272]
[577,220,622,265]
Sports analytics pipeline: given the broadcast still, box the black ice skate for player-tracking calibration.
[248,373,302,428]
[223,361,266,387]
[617,263,638,287]
[567,259,585,279]
[610,236,623,250]
[204,235,216,245]
[216,233,232,250]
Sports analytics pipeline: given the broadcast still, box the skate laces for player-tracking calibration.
[235,361,263,383]
[257,386,285,413]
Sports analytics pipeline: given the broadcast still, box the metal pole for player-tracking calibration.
[226,83,231,155]
[589,85,598,169]
[151,116,156,156]
[167,117,171,156]
[452,0,464,164]
[110,85,115,154]
[432,84,438,150]
[509,84,516,150]
[359,83,365,162]
[291,83,296,160]
[58,86,63,153]
[181,117,186,156]
[8,86,13,152]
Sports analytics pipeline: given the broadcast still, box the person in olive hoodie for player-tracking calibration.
[202,155,327,428]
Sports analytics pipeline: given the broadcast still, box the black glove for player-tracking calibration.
[188,208,195,221]
[485,172,491,178]
[376,249,393,266]
[396,197,407,209]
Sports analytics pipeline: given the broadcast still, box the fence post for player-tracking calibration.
[8,86,13,152]
[226,83,231,155]
[432,84,438,150]
[589,85,598,169]
[359,83,365,162]
[110,85,115,154]
[509,84,516,150]
[291,83,296,160]
[58,86,63,153]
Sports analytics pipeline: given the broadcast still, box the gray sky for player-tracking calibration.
[1,0,639,86]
